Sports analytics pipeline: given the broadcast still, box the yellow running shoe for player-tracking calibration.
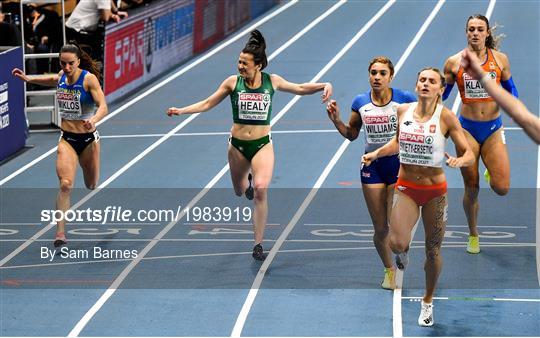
[484,169,491,184]
[381,268,396,290]
[467,235,480,254]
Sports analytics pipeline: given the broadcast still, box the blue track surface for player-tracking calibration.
[1,1,538,336]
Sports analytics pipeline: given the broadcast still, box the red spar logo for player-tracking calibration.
[400,132,425,143]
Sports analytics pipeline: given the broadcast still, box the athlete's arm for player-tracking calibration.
[271,74,332,103]
[482,76,539,144]
[442,56,457,101]
[361,104,406,166]
[11,68,59,87]
[167,76,235,116]
[85,73,108,131]
[442,108,474,167]
[326,100,361,141]
[497,52,519,97]
[461,49,539,143]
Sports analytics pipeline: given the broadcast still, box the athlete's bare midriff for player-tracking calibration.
[399,164,446,185]
[460,100,500,121]
[61,120,93,133]
[231,123,271,140]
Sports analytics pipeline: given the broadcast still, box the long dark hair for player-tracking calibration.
[60,42,101,82]
[466,14,504,50]
[242,30,268,70]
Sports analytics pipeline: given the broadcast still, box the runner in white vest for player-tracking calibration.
[362,67,474,327]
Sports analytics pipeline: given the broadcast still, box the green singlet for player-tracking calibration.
[230,72,274,125]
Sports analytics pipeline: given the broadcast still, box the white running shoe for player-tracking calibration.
[418,300,434,327]
[395,251,409,270]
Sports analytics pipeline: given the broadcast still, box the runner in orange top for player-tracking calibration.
[443,15,517,254]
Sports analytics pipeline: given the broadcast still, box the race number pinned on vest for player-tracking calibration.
[238,93,271,121]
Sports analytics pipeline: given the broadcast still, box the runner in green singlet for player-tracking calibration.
[167,30,332,261]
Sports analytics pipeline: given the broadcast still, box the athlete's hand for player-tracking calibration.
[361,151,378,167]
[326,100,341,123]
[321,82,333,103]
[12,68,29,82]
[167,107,183,116]
[83,119,95,130]
[460,49,485,81]
[445,152,464,168]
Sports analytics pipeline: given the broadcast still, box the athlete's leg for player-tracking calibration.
[55,140,79,238]
[420,194,447,303]
[363,183,394,268]
[250,143,274,245]
[78,139,100,190]
[457,130,481,238]
[228,143,251,197]
[481,128,510,196]
[389,190,420,254]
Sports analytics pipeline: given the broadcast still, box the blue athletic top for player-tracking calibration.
[56,70,95,120]
[351,88,416,152]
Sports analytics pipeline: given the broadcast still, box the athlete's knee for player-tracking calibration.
[389,234,409,253]
[491,181,509,196]
[463,185,479,199]
[373,223,389,240]
[463,179,480,191]
[253,186,268,202]
[425,246,441,262]
[59,179,73,194]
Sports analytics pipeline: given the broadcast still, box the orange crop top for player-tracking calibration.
[456,48,502,104]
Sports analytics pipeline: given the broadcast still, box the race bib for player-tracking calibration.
[463,72,495,99]
[363,114,397,144]
[238,93,271,121]
[57,91,82,116]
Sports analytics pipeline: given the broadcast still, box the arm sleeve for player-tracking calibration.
[442,83,454,101]
[500,76,519,98]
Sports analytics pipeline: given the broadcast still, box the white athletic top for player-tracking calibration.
[66,0,111,33]
[399,102,446,168]
[351,89,416,152]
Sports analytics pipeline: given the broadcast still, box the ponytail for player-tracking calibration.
[242,30,268,70]
[60,42,102,82]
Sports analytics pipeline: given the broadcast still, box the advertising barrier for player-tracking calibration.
[103,0,279,103]
[104,0,195,102]
[0,47,26,162]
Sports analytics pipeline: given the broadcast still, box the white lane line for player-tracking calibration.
[304,223,528,229]
[0,238,534,247]
[0,1,299,186]
[0,0,317,269]
[231,1,400,336]
[97,126,524,140]
[388,0,446,336]
[3,242,535,271]
[67,3,348,336]
[403,296,540,302]
[100,129,337,139]
[231,141,352,337]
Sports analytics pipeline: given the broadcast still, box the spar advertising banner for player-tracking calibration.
[0,47,26,162]
[193,0,276,53]
[104,0,194,101]
[103,0,279,103]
